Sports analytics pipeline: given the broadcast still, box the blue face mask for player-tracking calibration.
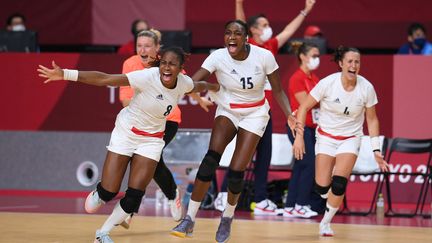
[413,37,426,49]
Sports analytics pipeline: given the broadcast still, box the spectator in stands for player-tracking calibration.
[38,46,219,243]
[303,25,327,54]
[292,46,389,237]
[6,13,26,31]
[283,42,323,219]
[213,0,315,216]
[398,22,432,55]
[171,20,295,242]
[118,19,150,56]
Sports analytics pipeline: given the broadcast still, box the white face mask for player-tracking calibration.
[306,57,320,70]
[12,24,25,31]
[260,27,272,42]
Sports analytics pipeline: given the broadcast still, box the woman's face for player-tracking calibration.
[301,47,320,69]
[224,22,247,59]
[136,36,160,65]
[339,51,360,81]
[159,51,183,88]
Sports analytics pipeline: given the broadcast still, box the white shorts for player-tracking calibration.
[106,122,165,162]
[315,132,361,157]
[215,102,270,137]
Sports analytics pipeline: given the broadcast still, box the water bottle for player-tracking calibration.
[376,193,385,220]
[182,183,194,209]
[155,189,164,208]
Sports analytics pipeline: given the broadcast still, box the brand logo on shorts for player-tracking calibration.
[230,69,238,74]
[334,98,340,103]
[156,94,164,100]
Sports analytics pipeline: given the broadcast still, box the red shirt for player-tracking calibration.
[117,40,135,56]
[288,68,319,128]
[248,37,279,55]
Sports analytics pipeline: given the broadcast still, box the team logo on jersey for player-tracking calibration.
[254,66,262,75]
[230,69,238,74]
[334,98,340,103]
[156,94,164,100]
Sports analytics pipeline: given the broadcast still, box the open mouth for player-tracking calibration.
[162,72,173,82]
[348,70,356,75]
[140,55,149,62]
[227,43,238,53]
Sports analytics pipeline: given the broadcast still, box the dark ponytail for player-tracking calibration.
[333,45,360,64]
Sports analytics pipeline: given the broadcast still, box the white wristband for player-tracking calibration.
[370,136,380,152]
[63,69,79,81]
[300,10,307,17]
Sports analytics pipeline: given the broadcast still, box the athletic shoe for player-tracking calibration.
[85,189,104,214]
[119,213,133,229]
[94,230,113,243]
[253,199,281,216]
[215,216,233,243]
[319,222,334,237]
[169,189,182,221]
[214,192,228,212]
[171,215,195,238]
[282,207,297,218]
[293,204,318,218]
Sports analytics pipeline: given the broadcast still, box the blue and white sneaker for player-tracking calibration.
[171,215,195,238]
[94,230,113,243]
[215,216,233,243]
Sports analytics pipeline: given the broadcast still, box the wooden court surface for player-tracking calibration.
[1,212,431,243]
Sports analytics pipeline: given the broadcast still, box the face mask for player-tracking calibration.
[413,37,426,49]
[260,27,272,42]
[12,24,25,31]
[306,57,320,70]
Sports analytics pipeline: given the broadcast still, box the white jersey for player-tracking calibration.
[117,67,193,134]
[202,45,278,111]
[310,72,378,137]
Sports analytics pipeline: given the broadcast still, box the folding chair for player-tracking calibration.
[340,136,388,215]
[382,138,432,217]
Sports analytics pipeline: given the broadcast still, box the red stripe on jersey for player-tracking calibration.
[229,98,266,109]
[131,127,164,138]
[317,127,355,140]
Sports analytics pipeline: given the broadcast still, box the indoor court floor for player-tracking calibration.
[0,194,431,243]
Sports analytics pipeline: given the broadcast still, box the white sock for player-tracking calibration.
[186,199,201,221]
[321,202,338,225]
[222,202,236,218]
[100,202,130,232]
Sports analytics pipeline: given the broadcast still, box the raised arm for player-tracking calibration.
[235,0,246,22]
[365,105,389,172]
[38,61,129,86]
[275,0,316,49]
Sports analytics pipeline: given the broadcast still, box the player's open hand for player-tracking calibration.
[374,151,389,172]
[37,61,63,84]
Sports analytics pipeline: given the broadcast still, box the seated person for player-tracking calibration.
[398,22,432,55]
[117,19,149,56]
[1,13,38,52]
[5,13,26,31]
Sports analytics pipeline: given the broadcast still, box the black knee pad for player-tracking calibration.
[96,182,118,202]
[314,182,331,196]
[227,169,245,194]
[196,150,221,182]
[331,176,348,196]
[120,187,145,214]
